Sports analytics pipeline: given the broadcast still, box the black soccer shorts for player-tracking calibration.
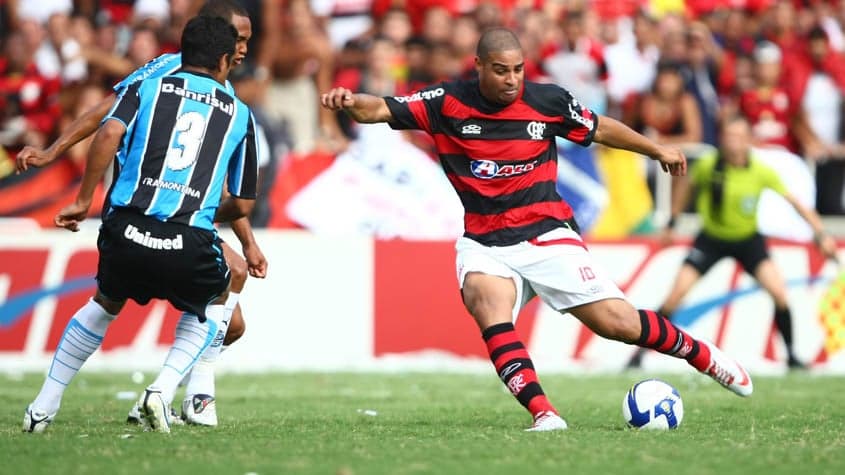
[96,208,230,321]
[683,231,770,276]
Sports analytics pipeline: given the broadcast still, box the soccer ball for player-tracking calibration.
[622,379,684,430]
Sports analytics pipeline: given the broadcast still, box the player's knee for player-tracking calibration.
[93,291,125,315]
[227,254,248,289]
[595,306,640,344]
[461,287,512,328]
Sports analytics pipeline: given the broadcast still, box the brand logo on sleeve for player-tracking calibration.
[568,103,594,129]
[393,88,445,103]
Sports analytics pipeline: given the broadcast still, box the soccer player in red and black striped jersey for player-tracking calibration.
[322,28,753,431]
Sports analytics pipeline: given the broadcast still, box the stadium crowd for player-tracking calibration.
[3,0,845,228]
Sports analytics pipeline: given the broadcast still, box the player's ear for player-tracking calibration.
[217,53,231,73]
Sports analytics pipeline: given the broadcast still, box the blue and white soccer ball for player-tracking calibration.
[622,379,684,430]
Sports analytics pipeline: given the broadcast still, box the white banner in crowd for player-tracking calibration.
[755,147,816,242]
[1,230,844,375]
[286,123,464,239]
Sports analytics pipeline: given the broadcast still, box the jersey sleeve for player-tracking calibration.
[104,81,141,129]
[383,84,446,134]
[113,53,181,94]
[550,86,599,146]
[227,111,260,199]
[759,161,788,195]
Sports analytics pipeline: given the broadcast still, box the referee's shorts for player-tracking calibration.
[683,231,770,276]
[95,208,230,321]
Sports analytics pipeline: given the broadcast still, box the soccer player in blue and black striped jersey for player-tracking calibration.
[18,0,263,429]
[322,27,753,431]
[24,15,259,434]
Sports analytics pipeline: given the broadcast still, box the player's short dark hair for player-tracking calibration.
[198,0,248,21]
[476,27,522,61]
[181,15,237,71]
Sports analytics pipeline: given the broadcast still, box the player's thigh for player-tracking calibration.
[96,211,164,308]
[684,233,724,276]
[516,243,625,312]
[456,238,534,328]
[168,230,231,319]
[220,240,248,292]
[567,297,641,343]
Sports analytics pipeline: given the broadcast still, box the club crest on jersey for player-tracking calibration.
[527,121,546,140]
[470,160,537,179]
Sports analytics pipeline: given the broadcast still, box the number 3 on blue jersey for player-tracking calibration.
[166,112,207,171]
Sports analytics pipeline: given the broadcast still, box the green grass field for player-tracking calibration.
[3,372,845,475]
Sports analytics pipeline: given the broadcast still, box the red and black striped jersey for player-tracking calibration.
[384,79,598,246]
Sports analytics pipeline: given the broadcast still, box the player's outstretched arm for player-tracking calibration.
[593,115,687,176]
[55,119,125,232]
[783,193,838,260]
[320,87,393,124]
[16,94,116,173]
[231,217,267,278]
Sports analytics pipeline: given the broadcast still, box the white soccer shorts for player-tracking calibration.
[455,226,626,321]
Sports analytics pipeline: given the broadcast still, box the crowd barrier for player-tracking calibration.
[2,229,844,374]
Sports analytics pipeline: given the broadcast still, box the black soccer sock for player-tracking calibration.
[773,306,795,358]
[482,322,557,417]
[637,309,711,372]
[627,307,673,368]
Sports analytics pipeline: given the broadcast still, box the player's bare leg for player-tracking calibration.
[461,272,567,431]
[754,259,803,368]
[628,264,701,368]
[569,298,752,396]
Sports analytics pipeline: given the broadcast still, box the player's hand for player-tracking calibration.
[817,233,838,262]
[16,146,55,173]
[243,244,268,278]
[320,87,355,111]
[55,201,90,232]
[653,146,687,176]
[658,227,675,248]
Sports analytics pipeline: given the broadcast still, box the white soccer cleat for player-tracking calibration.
[182,394,218,427]
[701,340,753,397]
[525,411,568,432]
[139,387,171,433]
[22,405,55,433]
[127,402,183,426]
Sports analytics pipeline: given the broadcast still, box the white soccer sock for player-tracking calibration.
[151,310,220,406]
[185,293,237,398]
[32,298,117,414]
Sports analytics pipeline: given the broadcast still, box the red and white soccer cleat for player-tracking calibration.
[525,411,568,432]
[701,340,753,397]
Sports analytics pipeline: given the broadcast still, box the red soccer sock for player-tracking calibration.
[636,309,711,372]
[482,322,557,418]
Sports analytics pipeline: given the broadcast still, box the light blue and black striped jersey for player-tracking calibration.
[112,53,235,95]
[104,69,259,232]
